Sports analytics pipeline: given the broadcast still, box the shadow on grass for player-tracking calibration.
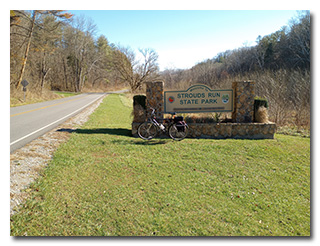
[112,139,169,145]
[57,128,169,145]
[57,128,131,137]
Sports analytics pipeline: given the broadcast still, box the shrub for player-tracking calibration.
[255,106,269,123]
[133,95,146,109]
[132,95,146,122]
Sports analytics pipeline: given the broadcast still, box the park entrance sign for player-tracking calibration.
[133,81,276,139]
[164,84,233,113]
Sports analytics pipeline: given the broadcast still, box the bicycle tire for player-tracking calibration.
[168,123,188,141]
[137,122,158,140]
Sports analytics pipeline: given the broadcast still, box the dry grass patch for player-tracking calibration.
[255,106,269,123]
[10,88,63,107]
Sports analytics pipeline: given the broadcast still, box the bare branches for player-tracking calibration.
[12,10,75,89]
[15,11,37,89]
[111,46,160,92]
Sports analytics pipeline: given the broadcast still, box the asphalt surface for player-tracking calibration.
[10,92,107,153]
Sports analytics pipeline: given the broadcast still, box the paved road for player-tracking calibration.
[10,92,107,153]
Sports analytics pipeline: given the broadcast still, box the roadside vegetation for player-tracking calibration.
[10,94,310,236]
[10,89,81,107]
[10,10,310,135]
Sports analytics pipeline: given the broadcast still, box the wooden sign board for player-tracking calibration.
[164,84,233,113]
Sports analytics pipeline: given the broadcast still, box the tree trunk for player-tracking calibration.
[40,52,50,93]
[40,68,50,92]
[62,57,69,91]
[15,11,37,89]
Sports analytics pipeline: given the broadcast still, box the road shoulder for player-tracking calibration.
[10,94,107,215]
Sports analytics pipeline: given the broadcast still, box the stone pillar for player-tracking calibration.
[232,81,255,123]
[146,81,164,120]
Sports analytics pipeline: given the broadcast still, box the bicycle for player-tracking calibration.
[137,107,188,141]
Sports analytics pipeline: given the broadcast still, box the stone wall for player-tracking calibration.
[187,122,276,139]
[146,81,164,121]
[232,81,255,123]
[132,122,276,139]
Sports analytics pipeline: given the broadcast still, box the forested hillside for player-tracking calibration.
[10,10,159,99]
[161,11,310,129]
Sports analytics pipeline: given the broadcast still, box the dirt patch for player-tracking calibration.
[10,95,106,215]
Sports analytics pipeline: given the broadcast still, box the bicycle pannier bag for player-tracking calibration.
[174,116,184,123]
[173,116,185,132]
[176,122,185,132]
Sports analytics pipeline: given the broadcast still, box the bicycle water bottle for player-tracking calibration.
[160,124,165,130]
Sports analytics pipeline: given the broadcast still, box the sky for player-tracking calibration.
[69,10,298,71]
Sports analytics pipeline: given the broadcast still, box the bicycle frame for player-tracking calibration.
[137,107,188,141]
[148,108,175,132]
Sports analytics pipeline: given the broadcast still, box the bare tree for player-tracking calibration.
[63,16,97,92]
[12,10,72,89]
[287,11,310,68]
[112,46,160,92]
[14,11,37,89]
[111,46,135,88]
[137,48,159,82]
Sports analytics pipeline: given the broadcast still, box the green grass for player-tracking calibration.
[10,94,310,236]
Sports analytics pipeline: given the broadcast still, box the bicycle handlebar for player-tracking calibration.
[149,107,176,116]
[149,107,156,116]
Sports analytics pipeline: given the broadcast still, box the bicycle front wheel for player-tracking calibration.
[137,122,158,140]
[168,123,188,141]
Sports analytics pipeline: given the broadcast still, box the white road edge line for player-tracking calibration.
[10,94,106,146]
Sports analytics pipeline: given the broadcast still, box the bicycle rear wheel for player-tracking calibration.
[168,123,188,141]
[137,122,158,140]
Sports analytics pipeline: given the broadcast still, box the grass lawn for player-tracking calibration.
[10,94,310,236]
